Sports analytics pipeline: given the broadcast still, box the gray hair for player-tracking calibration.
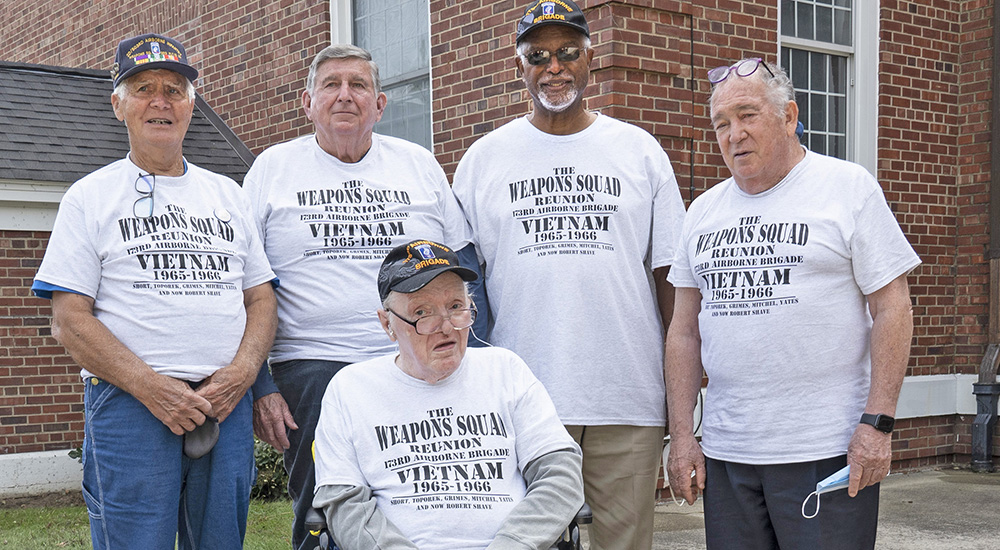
[516,36,592,57]
[112,70,196,102]
[306,44,381,95]
[709,58,795,118]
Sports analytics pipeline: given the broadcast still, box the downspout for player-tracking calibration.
[971,1,1000,473]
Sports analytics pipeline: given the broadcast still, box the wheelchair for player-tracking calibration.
[303,502,592,550]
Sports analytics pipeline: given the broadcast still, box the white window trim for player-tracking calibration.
[331,0,352,44]
[778,1,878,176]
[329,0,435,151]
[853,0,879,176]
[0,180,71,231]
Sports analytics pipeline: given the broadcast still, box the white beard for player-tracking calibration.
[536,86,579,113]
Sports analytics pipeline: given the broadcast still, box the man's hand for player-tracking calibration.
[253,392,298,451]
[195,363,257,423]
[135,374,214,435]
[846,423,892,497]
[666,434,706,505]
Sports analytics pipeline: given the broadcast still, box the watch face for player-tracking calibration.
[875,415,895,432]
[861,413,895,433]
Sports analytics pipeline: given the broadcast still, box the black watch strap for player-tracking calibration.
[859,413,895,434]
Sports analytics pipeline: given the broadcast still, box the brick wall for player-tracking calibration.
[892,415,1000,472]
[951,0,993,371]
[883,1,963,378]
[0,231,83,454]
[0,0,329,155]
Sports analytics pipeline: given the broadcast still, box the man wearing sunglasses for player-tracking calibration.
[452,2,686,549]
[665,59,919,549]
[31,33,277,549]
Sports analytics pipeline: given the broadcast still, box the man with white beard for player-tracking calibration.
[451,2,686,548]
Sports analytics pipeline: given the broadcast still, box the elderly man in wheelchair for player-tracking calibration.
[310,240,586,549]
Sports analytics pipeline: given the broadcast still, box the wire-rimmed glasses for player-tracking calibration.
[707,58,775,85]
[387,306,477,335]
[133,173,155,218]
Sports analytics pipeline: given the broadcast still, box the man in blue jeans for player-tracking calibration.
[244,44,483,549]
[32,33,277,549]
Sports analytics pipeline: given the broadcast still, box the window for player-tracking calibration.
[332,0,433,151]
[779,0,877,173]
[782,48,848,158]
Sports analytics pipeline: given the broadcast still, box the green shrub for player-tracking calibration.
[252,437,289,501]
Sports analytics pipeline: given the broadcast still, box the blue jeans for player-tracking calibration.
[271,359,349,550]
[82,378,254,550]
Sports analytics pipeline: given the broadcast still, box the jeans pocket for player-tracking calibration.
[81,480,104,521]
[84,379,120,417]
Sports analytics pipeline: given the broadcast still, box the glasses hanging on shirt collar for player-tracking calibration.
[133,173,155,218]
[707,58,775,85]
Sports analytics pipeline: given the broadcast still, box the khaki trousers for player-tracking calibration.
[565,425,665,550]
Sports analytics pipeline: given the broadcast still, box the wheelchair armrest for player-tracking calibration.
[303,508,334,550]
[574,502,593,525]
[304,507,327,532]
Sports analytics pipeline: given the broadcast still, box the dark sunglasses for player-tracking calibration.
[522,46,583,66]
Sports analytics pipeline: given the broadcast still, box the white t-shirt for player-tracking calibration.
[668,149,921,464]
[452,114,686,426]
[243,134,472,364]
[34,157,276,381]
[313,347,576,550]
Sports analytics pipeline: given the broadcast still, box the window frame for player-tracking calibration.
[330,0,435,151]
[778,0,878,175]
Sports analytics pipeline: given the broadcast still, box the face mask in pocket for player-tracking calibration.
[801,465,850,519]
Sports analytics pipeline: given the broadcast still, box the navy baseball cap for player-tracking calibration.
[378,240,478,302]
[516,0,590,44]
[111,33,198,88]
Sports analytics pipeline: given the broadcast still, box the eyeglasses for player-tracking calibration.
[707,58,775,85]
[133,173,155,218]
[521,46,583,66]
[387,306,477,335]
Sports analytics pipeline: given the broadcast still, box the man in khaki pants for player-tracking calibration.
[452,2,686,548]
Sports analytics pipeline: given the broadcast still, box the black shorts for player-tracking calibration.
[704,455,879,550]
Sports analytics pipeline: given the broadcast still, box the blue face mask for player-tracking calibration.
[801,465,851,519]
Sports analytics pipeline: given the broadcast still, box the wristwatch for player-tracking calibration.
[859,413,895,434]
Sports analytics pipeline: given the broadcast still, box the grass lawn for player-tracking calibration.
[0,499,294,549]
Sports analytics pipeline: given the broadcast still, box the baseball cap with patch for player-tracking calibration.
[378,240,478,302]
[516,0,590,44]
[111,33,198,88]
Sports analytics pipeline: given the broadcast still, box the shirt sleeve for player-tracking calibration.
[234,189,277,290]
[451,153,481,255]
[313,378,368,489]
[312,484,419,550]
[649,146,687,269]
[666,210,699,289]
[30,281,87,300]
[437,166,474,251]
[241,155,269,244]
[32,186,102,298]
[507,351,581,472]
[850,186,921,295]
[250,361,279,399]
[488,449,584,550]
